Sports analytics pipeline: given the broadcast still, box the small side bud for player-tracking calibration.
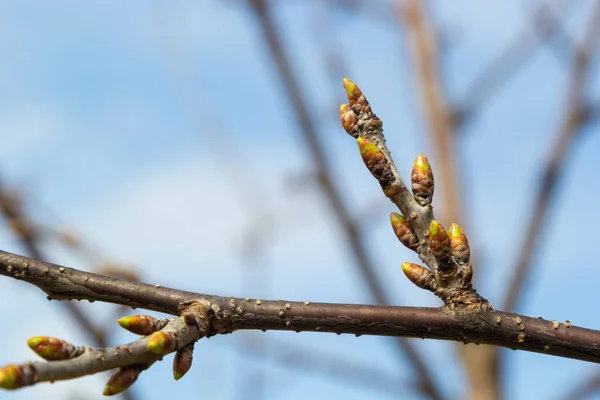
[357,138,398,197]
[103,366,141,396]
[401,263,436,292]
[0,365,26,390]
[449,223,470,266]
[429,221,453,271]
[173,344,194,381]
[27,337,83,361]
[390,213,418,251]
[147,332,175,356]
[339,104,359,138]
[411,154,434,206]
[118,315,166,336]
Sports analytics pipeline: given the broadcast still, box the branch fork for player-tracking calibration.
[340,77,487,310]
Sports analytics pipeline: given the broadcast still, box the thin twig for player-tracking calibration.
[324,0,394,23]
[231,337,405,396]
[559,370,600,400]
[502,0,600,313]
[245,1,444,399]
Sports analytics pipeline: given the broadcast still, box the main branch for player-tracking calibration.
[1,249,600,394]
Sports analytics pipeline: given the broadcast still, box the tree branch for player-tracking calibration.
[2,249,600,394]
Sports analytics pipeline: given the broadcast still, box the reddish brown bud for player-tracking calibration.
[27,337,83,361]
[390,212,418,251]
[411,154,434,206]
[147,331,175,355]
[357,138,398,197]
[339,104,359,138]
[429,221,453,271]
[449,223,470,266]
[342,77,371,114]
[103,366,141,396]
[118,315,166,336]
[0,364,35,390]
[343,77,363,105]
[401,263,436,292]
[173,345,194,381]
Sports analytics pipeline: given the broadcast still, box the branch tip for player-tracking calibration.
[342,76,361,103]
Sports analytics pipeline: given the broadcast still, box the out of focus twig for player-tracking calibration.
[559,370,600,400]
[230,337,405,396]
[396,1,499,399]
[324,0,395,24]
[502,0,600,313]
[0,183,136,400]
[457,0,576,126]
[246,1,444,399]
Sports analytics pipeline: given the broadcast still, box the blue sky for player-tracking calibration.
[1,1,600,399]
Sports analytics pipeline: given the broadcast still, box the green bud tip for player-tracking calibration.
[343,77,357,97]
[389,212,405,225]
[26,337,45,350]
[0,365,20,390]
[26,337,66,360]
[103,382,129,396]
[147,332,170,355]
[103,367,140,396]
[449,223,463,241]
[401,262,413,274]
[356,137,378,155]
[117,316,132,329]
[339,103,351,115]
[429,220,440,236]
[414,154,431,170]
[103,384,118,396]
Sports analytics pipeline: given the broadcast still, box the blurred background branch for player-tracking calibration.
[247,0,444,399]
